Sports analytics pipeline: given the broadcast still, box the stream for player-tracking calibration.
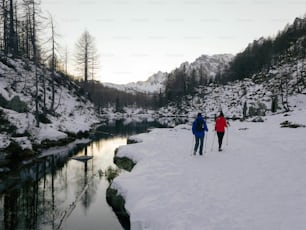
[0,118,187,230]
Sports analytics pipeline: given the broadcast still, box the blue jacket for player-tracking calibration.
[192,115,208,138]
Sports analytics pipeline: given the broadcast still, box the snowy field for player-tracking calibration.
[113,107,306,230]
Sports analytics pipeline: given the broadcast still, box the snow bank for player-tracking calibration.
[113,109,306,230]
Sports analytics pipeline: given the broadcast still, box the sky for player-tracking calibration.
[41,0,306,84]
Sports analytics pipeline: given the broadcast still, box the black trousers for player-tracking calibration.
[194,136,204,155]
[217,132,225,149]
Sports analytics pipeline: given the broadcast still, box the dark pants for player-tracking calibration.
[194,136,204,155]
[217,132,225,149]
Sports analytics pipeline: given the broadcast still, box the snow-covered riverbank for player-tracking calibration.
[113,108,306,230]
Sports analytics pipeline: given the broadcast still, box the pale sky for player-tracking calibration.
[41,0,305,84]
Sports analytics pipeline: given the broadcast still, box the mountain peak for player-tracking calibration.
[104,53,234,94]
[293,16,306,29]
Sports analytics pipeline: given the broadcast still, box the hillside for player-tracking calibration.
[155,17,306,119]
[0,56,99,161]
[222,16,306,83]
[158,56,306,119]
[98,55,306,120]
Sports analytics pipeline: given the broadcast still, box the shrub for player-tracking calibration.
[38,113,51,124]
[280,120,306,128]
[104,166,121,183]
[9,96,28,113]
[114,157,136,172]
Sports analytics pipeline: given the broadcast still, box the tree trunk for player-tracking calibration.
[31,1,39,127]
[49,16,55,112]
[84,44,88,82]
[3,0,8,57]
[9,0,17,56]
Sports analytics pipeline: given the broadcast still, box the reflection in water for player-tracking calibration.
[97,117,188,137]
[0,137,126,230]
[0,118,182,229]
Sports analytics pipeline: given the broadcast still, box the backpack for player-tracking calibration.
[195,119,204,132]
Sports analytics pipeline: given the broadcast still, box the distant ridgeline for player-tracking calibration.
[218,17,306,83]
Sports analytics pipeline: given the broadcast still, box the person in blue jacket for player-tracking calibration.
[192,113,208,155]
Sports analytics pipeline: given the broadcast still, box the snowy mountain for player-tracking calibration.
[155,16,306,119]
[100,55,306,121]
[222,16,306,83]
[104,54,233,94]
[104,71,168,94]
[0,56,99,159]
[177,54,233,79]
[158,55,306,119]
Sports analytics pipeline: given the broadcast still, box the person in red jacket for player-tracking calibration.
[215,111,228,151]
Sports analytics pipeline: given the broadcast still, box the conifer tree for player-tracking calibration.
[74,30,99,83]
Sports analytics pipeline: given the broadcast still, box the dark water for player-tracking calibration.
[0,137,126,230]
[0,118,186,230]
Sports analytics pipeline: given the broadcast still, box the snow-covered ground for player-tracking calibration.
[113,104,306,229]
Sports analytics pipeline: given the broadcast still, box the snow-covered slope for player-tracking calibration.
[0,57,99,153]
[157,57,306,119]
[104,54,233,94]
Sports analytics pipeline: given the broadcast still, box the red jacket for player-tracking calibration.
[215,116,227,132]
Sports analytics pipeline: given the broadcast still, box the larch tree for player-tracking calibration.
[8,0,17,56]
[74,30,99,83]
[23,0,41,127]
[0,0,19,57]
[1,0,9,56]
[45,13,60,113]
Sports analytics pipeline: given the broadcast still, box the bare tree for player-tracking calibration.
[0,0,18,57]
[44,13,60,113]
[49,14,56,112]
[8,0,17,55]
[74,30,99,83]
[1,0,9,56]
[31,0,39,126]
[22,0,41,126]
[64,45,68,75]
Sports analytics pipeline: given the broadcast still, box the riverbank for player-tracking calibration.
[112,109,306,230]
[0,134,127,230]
[0,56,100,169]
